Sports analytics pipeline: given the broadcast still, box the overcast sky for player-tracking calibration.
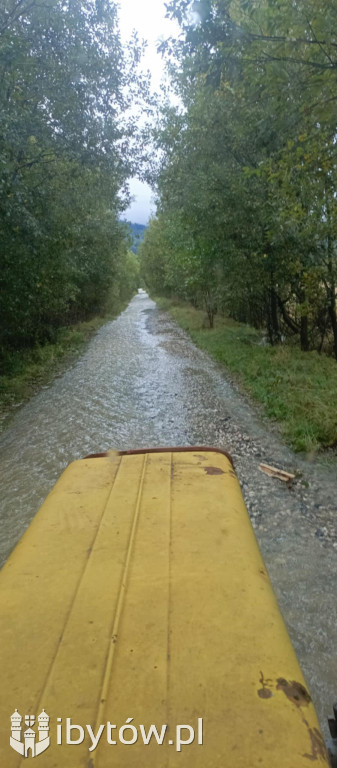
[118,0,178,225]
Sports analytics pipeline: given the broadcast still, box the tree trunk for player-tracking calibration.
[276,294,299,335]
[270,287,281,343]
[328,302,337,361]
[326,226,337,361]
[207,308,214,328]
[300,314,309,351]
[299,288,309,351]
[266,285,280,345]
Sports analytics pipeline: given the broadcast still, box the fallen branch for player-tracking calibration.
[258,463,296,483]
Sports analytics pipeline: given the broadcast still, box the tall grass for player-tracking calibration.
[157,297,337,454]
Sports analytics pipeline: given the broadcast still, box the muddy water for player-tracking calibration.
[0,292,336,736]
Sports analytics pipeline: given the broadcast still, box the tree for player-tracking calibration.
[0,0,145,355]
[143,0,337,356]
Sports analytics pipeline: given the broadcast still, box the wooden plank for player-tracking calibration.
[259,462,296,483]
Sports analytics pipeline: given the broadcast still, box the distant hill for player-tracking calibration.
[125,222,147,254]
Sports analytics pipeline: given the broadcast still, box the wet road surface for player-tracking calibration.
[0,292,336,736]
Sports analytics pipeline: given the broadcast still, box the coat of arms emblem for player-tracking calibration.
[10,709,50,758]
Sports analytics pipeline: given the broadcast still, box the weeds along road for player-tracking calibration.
[0,291,336,735]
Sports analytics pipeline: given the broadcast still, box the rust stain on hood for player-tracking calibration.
[276,678,311,708]
[303,725,330,763]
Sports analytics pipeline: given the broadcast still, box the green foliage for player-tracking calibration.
[146,0,337,356]
[0,0,145,360]
[140,217,175,296]
[117,251,140,303]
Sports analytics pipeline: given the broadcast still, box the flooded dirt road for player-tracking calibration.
[0,292,336,736]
